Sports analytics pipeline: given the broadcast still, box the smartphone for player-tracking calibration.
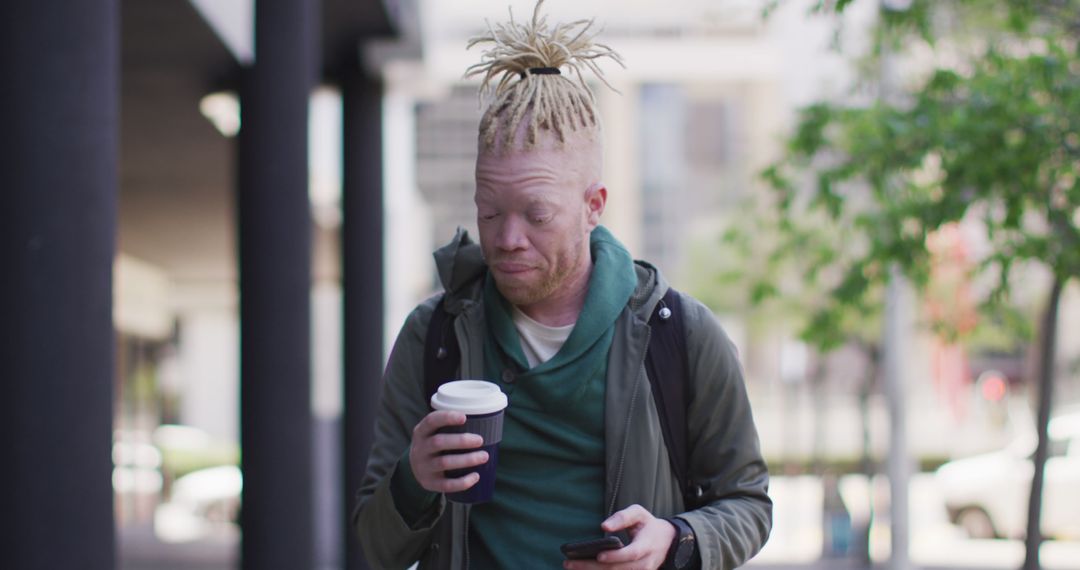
[560,536,625,560]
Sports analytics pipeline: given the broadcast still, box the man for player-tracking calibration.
[354,2,771,568]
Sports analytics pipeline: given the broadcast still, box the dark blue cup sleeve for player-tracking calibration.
[445,443,499,503]
[438,410,504,503]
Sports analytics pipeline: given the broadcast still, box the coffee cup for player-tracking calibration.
[430,380,508,504]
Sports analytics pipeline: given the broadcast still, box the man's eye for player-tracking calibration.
[480,212,499,221]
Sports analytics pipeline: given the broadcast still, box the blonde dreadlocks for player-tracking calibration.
[466,0,624,151]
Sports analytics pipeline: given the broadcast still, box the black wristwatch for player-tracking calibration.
[662,516,697,570]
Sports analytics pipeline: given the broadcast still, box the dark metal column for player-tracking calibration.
[236,0,318,567]
[0,1,118,568]
[342,66,385,570]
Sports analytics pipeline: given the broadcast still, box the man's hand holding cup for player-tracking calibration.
[409,380,508,503]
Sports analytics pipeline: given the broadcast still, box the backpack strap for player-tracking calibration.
[644,287,691,505]
[423,297,461,406]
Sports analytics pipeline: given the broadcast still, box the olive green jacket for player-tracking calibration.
[353,229,772,569]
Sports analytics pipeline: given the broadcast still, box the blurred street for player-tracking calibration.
[10,0,1080,568]
[120,523,237,570]
[119,473,1080,570]
[747,475,1080,570]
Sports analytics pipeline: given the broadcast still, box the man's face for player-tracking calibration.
[474,138,602,308]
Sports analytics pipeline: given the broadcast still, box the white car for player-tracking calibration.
[935,411,1080,540]
[154,465,241,543]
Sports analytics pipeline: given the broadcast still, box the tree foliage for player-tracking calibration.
[753,0,1080,350]
[749,2,1080,566]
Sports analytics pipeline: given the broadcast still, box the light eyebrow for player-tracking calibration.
[526,195,558,209]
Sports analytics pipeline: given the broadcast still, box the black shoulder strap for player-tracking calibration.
[644,287,691,504]
[423,297,461,406]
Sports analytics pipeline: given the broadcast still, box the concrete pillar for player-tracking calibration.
[0,0,118,567]
[236,0,318,566]
[342,66,384,570]
[599,81,642,258]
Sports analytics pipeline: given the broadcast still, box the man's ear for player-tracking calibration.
[585,182,607,227]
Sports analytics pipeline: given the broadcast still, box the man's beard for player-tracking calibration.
[491,242,585,307]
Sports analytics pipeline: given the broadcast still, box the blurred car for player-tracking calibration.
[154,465,241,543]
[935,411,1080,540]
[113,430,165,526]
[113,429,164,496]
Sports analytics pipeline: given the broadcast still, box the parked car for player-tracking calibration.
[935,411,1080,540]
[154,465,241,543]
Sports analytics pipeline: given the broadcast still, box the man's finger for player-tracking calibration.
[436,472,480,493]
[562,559,603,570]
[594,541,646,564]
[564,559,643,570]
[415,410,467,437]
[601,504,648,532]
[434,450,489,471]
[429,432,484,453]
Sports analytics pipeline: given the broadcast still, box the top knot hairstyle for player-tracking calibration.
[466,0,624,152]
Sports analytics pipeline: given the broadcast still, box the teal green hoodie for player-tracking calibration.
[469,226,636,568]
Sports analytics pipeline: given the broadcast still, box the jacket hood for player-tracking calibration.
[433,227,488,315]
[432,226,670,319]
[628,259,670,323]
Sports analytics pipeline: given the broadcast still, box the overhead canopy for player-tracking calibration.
[119,0,398,286]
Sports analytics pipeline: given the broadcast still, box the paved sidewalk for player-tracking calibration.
[120,524,236,570]
[751,562,991,570]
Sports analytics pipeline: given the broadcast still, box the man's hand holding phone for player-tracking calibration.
[562,504,676,569]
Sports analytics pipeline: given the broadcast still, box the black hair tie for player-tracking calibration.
[519,66,561,78]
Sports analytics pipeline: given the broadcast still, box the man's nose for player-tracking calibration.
[494,216,528,251]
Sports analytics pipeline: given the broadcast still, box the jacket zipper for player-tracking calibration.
[455,305,471,378]
[455,308,473,570]
[607,326,650,517]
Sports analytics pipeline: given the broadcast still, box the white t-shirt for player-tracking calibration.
[511,306,575,368]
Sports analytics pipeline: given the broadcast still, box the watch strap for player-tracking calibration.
[661,516,697,570]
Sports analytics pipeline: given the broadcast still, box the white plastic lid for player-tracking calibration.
[430,380,508,415]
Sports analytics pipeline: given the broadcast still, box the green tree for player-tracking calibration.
[757,1,1080,568]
